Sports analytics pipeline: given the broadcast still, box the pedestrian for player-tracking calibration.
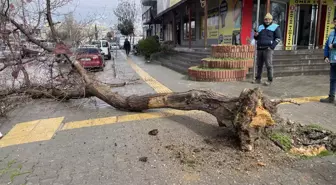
[253,13,281,86]
[124,38,131,56]
[320,17,336,103]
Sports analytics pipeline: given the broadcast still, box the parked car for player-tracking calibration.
[119,38,125,49]
[109,42,118,50]
[91,40,111,60]
[75,47,105,71]
[79,44,98,49]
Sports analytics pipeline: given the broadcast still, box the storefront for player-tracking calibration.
[284,0,335,50]
[144,0,336,49]
[248,0,335,50]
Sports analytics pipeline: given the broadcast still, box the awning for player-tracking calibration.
[143,19,162,25]
[154,0,187,20]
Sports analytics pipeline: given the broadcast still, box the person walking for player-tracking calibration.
[320,17,336,103]
[254,13,281,86]
[124,38,131,56]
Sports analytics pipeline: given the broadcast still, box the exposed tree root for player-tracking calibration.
[268,120,336,156]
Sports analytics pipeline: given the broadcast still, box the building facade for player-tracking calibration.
[142,0,336,50]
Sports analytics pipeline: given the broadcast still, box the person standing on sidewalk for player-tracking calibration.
[124,38,131,56]
[320,17,336,103]
[254,13,281,86]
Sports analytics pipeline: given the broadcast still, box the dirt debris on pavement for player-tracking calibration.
[139,156,148,162]
[159,119,336,174]
[162,127,295,174]
[148,129,159,136]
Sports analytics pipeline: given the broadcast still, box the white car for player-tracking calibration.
[109,42,118,50]
[91,40,111,60]
[79,45,98,49]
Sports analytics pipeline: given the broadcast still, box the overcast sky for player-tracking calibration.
[57,0,121,28]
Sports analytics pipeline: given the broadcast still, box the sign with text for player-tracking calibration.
[285,0,334,50]
[170,0,181,7]
[323,3,335,48]
[200,0,242,44]
[285,4,296,50]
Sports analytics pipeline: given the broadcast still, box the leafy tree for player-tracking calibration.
[114,0,139,44]
[117,19,134,36]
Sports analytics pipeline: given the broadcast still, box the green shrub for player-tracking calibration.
[138,36,160,59]
[160,41,175,52]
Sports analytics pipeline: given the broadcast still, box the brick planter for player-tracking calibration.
[188,66,247,82]
[211,52,254,59]
[188,45,255,82]
[211,45,255,59]
[201,59,254,69]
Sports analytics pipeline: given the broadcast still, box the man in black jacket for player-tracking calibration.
[254,13,281,86]
[124,38,131,56]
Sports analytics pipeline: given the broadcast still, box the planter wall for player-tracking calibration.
[188,45,255,82]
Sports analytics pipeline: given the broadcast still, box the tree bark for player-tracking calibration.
[0,2,290,151]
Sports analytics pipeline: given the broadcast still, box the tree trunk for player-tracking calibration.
[0,2,289,151]
[36,60,279,151]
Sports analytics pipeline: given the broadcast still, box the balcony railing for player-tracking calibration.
[141,0,156,6]
[142,6,157,23]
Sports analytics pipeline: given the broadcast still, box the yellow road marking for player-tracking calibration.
[282,96,327,104]
[62,109,187,130]
[126,56,325,105]
[127,58,172,93]
[0,117,64,148]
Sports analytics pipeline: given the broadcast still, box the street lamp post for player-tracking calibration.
[253,0,261,81]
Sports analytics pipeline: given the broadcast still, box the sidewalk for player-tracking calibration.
[131,56,336,132]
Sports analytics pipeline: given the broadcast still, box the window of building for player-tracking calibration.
[252,0,286,45]
[183,6,196,40]
[183,20,196,40]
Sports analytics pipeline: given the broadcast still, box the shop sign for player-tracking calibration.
[285,4,296,50]
[285,0,333,50]
[200,0,242,44]
[323,3,334,47]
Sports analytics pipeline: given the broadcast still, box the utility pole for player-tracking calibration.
[204,0,208,48]
[266,0,270,13]
[201,0,208,48]
[315,0,322,48]
[188,6,191,49]
[253,0,261,81]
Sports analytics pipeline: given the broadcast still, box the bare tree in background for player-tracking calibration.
[114,0,140,44]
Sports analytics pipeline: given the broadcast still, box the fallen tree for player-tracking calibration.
[1,0,335,154]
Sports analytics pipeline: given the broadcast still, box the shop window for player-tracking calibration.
[199,0,242,44]
[183,5,196,41]
[183,18,196,40]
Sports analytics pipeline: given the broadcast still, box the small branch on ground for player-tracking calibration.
[272,99,301,106]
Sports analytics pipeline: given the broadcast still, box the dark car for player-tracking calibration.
[75,47,105,71]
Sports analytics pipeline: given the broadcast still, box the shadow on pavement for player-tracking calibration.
[166,114,240,150]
